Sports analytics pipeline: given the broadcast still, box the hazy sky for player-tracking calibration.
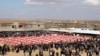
[0,0,100,20]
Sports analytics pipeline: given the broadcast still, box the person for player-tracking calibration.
[2,47,5,56]
[88,50,92,56]
[39,50,43,56]
[2,44,9,53]
[16,47,20,53]
[61,48,66,56]
[0,46,2,52]
[75,49,81,56]
[56,52,59,56]
[36,54,38,56]
[23,45,29,56]
[1,44,10,56]
[29,47,32,56]
[49,49,55,56]
[55,43,59,50]
[95,48,99,56]
[68,48,72,56]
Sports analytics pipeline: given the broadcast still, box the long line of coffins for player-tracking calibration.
[0,35,89,46]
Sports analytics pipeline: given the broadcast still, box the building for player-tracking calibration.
[0,20,100,31]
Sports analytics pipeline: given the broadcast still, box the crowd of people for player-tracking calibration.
[0,31,99,56]
[0,37,100,56]
[0,31,68,37]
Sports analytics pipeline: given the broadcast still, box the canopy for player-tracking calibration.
[48,28,100,35]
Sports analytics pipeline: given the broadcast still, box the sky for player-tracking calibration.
[0,0,100,20]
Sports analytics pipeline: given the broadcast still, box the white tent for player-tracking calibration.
[48,28,100,35]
